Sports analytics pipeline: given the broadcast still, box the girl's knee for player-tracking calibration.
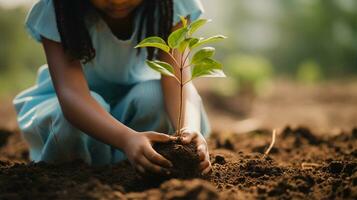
[110,80,169,131]
[31,91,111,163]
[130,80,164,114]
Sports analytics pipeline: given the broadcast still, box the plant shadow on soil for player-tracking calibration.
[0,127,357,199]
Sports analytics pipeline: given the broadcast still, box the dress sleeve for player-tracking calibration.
[25,0,61,43]
[172,0,204,25]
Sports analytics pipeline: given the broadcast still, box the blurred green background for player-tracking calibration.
[0,0,356,98]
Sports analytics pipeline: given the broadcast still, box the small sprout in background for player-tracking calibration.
[223,54,273,97]
[262,129,277,159]
[296,60,323,85]
[135,17,226,134]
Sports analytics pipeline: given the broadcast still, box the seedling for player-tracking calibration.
[135,17,226,134]
[263,129,277,159]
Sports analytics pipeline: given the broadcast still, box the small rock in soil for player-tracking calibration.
[213,155,226,165]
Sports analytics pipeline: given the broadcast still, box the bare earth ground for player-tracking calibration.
[0,80,356,200]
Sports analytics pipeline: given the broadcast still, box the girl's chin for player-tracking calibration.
[106,10,131,19]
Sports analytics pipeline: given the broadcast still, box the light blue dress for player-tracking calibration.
[13,0,211,165]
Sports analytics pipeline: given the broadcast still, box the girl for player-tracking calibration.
[13,0,211,175]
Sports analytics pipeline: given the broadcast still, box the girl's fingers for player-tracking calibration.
[197,144,211,172]
[179,127,190,133]
[137,155,163,173]
[200,160,210,170]
[197,147,206,161]
[136,164,146,174]
[202,164,212,175]
[196,136,206,146]
[146,132,177,143]
[144,146,173,168]
[181,131,198,144]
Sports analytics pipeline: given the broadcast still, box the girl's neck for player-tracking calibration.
[99,10,136,40]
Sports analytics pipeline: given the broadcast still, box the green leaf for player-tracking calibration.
[188,19,210,36]
[178,38,199,52]
[135,36,170,53]
[178,38,190,53]
[191,58,225,79]
[188,38,200,49]
[201,69,226,78]
[191,35,227,48]
[180,16,188,27]
[191,47,215,64]
[168,27,188,48]
[146,60,175,77]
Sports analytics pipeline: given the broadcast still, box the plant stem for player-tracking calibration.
[182,78,193,86]
[172,76,181,84]
[177,78,183,135]
[172,48,190,135]
[183,50,191,68]
[183,64,192,69]
[168,51,181,70]
[176,49,185,135]
[166,51,181,84]
[169,49,183,135]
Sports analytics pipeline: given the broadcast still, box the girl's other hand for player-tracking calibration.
[123,131,177,174]
[179,128,212,175]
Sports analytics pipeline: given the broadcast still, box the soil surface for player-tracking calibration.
[198,79,357,133]
[0,127,356,200]
[1,80,356,199]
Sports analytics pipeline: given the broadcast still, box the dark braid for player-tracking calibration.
[53,0,95,63]
[137,0,173,60]
[53,0,173,63]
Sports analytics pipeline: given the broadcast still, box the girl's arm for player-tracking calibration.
[159,21,212,175]
[42,38,175,173]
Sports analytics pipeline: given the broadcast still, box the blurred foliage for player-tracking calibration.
[0,6,45,97]
[215,0,357,78]
[224,54,273,96]
[1,0,357,97]
[297,60,323,84]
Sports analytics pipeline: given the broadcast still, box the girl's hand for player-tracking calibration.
[123,131,177,174]
[179,128,212,175]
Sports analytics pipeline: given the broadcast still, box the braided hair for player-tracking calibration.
[53,0,173,63]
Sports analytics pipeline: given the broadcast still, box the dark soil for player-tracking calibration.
[154,141,200,179]
[0,127,357,199]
